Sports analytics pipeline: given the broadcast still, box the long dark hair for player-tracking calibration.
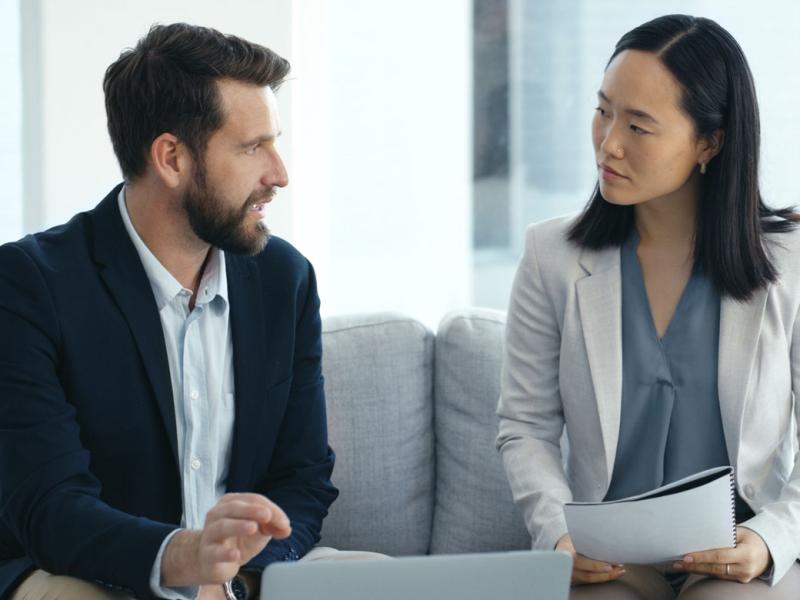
[104,23,290,181]
[567,14,797,300]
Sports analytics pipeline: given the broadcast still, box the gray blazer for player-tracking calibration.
[497,215,800,585]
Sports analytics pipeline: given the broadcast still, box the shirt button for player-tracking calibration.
[190,389,199,400]
[191,458,202,470]
[744,484,755,498]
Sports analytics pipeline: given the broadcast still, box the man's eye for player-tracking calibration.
[595,106,607,117]
[246,144,259,155]
[630,124,650,135]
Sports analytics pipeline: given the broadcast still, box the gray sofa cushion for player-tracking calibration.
[430,308,530,553]
[319,313,434,555]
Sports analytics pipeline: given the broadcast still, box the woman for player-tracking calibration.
[497,14,800,599]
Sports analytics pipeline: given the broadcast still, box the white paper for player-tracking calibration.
[563,466,736,564]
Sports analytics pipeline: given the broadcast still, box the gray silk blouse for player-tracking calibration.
[605,229,751,524]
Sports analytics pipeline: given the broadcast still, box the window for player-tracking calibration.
[473,0,800,310]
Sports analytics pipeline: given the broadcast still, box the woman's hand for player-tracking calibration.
[555,534,626,585]
[672,526,771,583]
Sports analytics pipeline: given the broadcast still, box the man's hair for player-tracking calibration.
[103,23,290,180]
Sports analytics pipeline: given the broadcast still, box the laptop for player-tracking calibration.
[261,550,572,600]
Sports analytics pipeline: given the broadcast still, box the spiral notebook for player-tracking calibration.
[563,465,736,564]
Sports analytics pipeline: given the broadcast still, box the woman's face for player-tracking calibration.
[592,49,712,207]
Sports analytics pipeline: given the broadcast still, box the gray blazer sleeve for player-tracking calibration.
[496,225,573,551]
[739,305,800,585]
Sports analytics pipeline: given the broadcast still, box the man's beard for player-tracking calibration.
[183,161,273,256]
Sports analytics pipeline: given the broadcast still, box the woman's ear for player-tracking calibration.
[698,129,725,165]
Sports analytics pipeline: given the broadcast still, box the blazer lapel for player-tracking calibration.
[225,254,276,490]
[718,286,769,467]
[90,186,179,468]
[575,245,623,485]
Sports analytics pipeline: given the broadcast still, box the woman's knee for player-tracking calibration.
[570,581,645,600]
[570,565,675,600]
[678,576,774,600]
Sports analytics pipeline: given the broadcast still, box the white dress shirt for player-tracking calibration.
[117,188,235,599]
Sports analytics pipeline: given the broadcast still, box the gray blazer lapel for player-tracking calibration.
[718,286,769,467]
[575,246,623,484]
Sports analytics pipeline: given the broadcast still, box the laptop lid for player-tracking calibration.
[261,550,572,600]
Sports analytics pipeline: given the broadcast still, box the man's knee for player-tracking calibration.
[11,569,135,600]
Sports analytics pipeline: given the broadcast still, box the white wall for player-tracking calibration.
[290,1,473,326]
[25,0,473,327]
[0,0,22,243]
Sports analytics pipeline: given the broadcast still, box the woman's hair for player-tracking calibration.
[567,14,798,300]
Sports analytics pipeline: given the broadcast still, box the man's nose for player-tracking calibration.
[262,148,289,189]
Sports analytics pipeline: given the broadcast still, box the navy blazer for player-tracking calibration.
[0,185,338,599]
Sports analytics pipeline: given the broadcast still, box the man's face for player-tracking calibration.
[183,80,288,255]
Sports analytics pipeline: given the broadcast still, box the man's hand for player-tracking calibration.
[672,526,771,583]
[161,493,292,587]
[555,533,626,585]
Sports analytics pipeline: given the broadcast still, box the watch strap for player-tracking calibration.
[222,580,237,600]
[223,575,250,600]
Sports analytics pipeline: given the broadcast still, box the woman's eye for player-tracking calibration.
[245,145,259,155]
[595,107,607,117]
[630,124,649,135]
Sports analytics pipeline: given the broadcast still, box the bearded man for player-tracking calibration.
[0,23,338,600]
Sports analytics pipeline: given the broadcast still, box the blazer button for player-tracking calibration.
[743,484,755,498]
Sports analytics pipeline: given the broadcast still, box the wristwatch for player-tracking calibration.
[222,575,249,600]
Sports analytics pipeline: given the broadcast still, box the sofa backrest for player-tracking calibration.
[318,309,529,555]
[319,313,435,555]
[430,308,530,553]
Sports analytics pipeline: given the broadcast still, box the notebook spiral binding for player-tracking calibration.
[729,468,737,547]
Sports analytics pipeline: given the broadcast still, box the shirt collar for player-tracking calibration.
[117,186,229,311]
[196,243,229,310]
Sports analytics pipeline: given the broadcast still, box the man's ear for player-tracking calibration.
[149,133,192,189]
[698,128,725,165]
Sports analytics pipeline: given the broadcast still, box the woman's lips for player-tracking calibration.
[599,164,628,182]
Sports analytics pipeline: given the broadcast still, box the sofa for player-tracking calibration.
[317,308,531,556]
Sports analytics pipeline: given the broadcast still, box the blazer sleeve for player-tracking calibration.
[245,260,338,569]
[0,243,175,600]
[496,225,573,552]
[740,307,800,585]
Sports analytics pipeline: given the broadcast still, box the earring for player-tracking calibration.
[700,162,707,175]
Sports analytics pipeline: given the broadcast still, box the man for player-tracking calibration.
[0,23,338,600]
